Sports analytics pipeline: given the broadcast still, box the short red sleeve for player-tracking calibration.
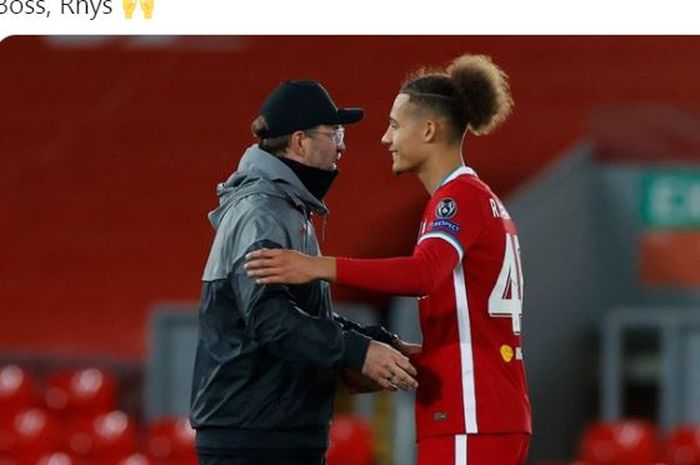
[417,180,487,259]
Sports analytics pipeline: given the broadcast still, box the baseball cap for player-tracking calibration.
[259,80,364,138]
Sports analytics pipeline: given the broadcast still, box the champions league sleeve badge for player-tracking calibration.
[431,198,460,236]
[436,198,457,219]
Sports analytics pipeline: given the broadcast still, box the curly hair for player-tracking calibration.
[400,54,513,140]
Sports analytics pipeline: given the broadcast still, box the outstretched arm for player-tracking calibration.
[245,236,460,296]
[245,250,337,283]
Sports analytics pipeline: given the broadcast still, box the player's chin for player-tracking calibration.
[392,165,407,176]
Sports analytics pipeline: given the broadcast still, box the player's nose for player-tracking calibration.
[381,131,391,146]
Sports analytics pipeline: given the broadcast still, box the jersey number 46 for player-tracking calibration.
[488,233,523,335]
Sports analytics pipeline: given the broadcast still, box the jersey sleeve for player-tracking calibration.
[334,180,488,297]
[418,181,487,258]
[335,237,460,296]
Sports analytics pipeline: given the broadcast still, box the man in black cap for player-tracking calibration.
[190,81,418,465]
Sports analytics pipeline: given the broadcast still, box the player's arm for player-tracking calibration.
[244,239,456,296]
[340,185,488,295]
[334,238,460,295]
[245,184,485,295]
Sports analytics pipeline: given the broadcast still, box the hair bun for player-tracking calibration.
[447,54,513,135]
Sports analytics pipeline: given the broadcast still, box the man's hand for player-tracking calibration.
[392,339,423,357]
[340,368,384,394]
[245,248,336,284]
[361,340,418,392]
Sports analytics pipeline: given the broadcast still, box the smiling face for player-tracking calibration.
[381,94,430,175]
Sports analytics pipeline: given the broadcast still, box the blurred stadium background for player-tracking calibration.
[2,36,700,465]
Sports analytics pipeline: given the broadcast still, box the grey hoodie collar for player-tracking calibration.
[213,144,328,214]
[238,145,328,212]
[208,145,329,230]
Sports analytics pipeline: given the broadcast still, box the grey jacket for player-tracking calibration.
[190,145,371,451]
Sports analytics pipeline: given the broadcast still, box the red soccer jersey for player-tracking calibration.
[412,166,531,439]
[335,165,532,440]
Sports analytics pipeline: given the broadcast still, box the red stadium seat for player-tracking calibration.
[0,425,18,458]
[0,457,19,465]
[44,369,117,424]
[665,425,700,465]
[326,415,374,465]
[35,452,77,465]
[146,417,196,465]
[91,411,137,459]
[579,419,660,465]
[0,366,36,423]
[67,411,137,465]
[118,453,152,465]
[11,408,62,463]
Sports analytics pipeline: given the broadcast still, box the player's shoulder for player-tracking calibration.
[435,171,493,203]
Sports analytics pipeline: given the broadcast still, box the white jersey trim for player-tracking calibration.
[439,165,477,188]
[456,434,467,465]
[418,232,464,261]
[454,266,478,433]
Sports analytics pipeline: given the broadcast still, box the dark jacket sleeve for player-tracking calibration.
[332,314,399,346]
[233,265,369,369]
[229,205,370,369]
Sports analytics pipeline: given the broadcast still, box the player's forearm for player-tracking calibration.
[335,256,428,295]
[316,256,337,282]
[334,239,459,296]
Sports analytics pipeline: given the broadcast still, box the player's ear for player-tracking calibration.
[423,119,438,142]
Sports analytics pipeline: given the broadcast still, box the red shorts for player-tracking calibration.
[417,433,530,465]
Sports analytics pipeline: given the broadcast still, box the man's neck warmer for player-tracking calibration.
[278,156,339,201]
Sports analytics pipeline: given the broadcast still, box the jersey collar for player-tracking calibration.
[438,165,477,189]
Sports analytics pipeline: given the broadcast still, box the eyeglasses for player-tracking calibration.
[305,127,345,146]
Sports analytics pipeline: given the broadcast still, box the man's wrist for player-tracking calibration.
[319,256,337,282]
[363,325,398,346]
[341,331,370,369]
